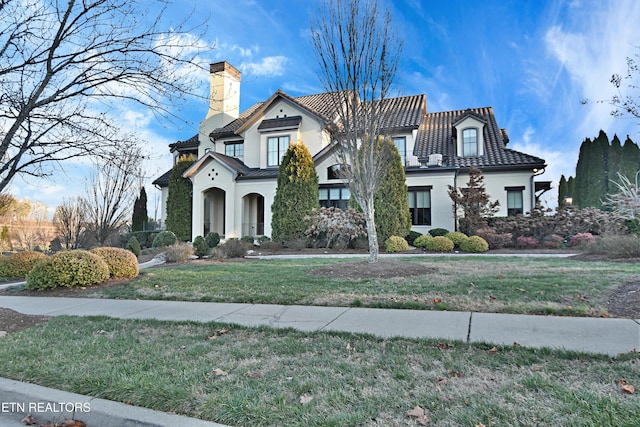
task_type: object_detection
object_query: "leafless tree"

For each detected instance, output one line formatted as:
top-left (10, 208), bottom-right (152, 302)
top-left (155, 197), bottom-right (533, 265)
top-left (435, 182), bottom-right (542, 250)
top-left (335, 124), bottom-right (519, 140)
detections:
top-left (310, 0), bottom-right (403, 262)
top-left (83, 145), bottom-right (144, 246)
top-left (53, 197), bottom-right (86, 249)
top-left (0, 0), bottom-right (206, 193)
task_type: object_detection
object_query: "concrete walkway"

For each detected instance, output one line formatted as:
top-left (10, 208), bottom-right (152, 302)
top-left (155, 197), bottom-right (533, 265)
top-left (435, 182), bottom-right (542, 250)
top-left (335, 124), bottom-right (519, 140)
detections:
top-left (0, 297), bottom-right (638, 426)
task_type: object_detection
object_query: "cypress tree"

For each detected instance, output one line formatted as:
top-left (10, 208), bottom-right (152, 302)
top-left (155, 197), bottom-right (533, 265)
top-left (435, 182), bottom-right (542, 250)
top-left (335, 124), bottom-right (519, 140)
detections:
top-left (558, 175), bottom-right (568, 208)
top-left (619, 135), bottom-right (640, 184)
top-left (608, 135), bottom-right (623, 194)
top-left (166, 154), bottom-right (194, 241)
top-left (131, 186), bottom-right (148, 232)
top-left (374, 138), bottom-right (411, 242)
top-left (573, 137), bottom-right (591, 208)
top-left (567, 176), bottom-right (575, 201)
top-left (271, 142), bottom-right (319, 244)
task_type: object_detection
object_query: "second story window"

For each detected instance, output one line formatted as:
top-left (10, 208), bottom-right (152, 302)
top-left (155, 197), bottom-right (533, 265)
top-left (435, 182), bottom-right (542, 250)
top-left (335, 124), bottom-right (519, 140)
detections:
top-left (267, 135), bottom-right (290, 167)
top-left (393, 136), bottom-right (406, 166)
top-left (225, 142), bottom-right (244, 160)
top-left (463, 128), bottom-right (478, 156)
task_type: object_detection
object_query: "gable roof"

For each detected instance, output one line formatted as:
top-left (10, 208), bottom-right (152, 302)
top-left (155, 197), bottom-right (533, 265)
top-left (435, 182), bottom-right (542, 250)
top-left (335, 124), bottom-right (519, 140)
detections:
top-left (414, 107), bottom-right (545, 170)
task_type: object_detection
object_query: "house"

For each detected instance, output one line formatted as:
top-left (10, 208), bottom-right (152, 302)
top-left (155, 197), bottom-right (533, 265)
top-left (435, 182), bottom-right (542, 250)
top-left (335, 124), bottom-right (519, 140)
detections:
top-left (153, 61), bottom-right (549, 241)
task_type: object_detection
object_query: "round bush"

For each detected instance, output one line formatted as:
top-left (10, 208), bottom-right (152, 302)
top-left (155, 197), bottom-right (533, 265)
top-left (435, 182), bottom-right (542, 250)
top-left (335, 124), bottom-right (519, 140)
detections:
top-left (460, 236), bottom-right (489, 253)
top-left (152, 230), bottom-right (177, 248)
top-left (193, 235), bottom-right (209, 258)
top-left (385, 235), bottom-right (409, 253)
top-left (444, 231), bottom-right (468, 247)
top-left (126, 236), bottom-right (141, 257)
top-left (429, 228), bottom-right (449, 237)
top-left (90, 247), bottom-right (139, 278)
top-left (569, 232), bottom-right (595, 247)
top-left (205, 232), bottom-right (220, 248)
top-left (425, 236), bottom-right (455, 252)
top-left (413, 234), bottom-right (433, 248)
top-left (164, 242), bottom-right (193, 263)
top-left (405, 230), bottom-right (422, 246)
top-left (0, 251), bottom-right (48, 278)
top-left (26, 250), bottom-right (109, 290)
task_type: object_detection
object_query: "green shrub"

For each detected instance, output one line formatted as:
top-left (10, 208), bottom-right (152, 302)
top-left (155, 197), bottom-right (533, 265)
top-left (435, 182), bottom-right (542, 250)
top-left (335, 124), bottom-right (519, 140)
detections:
top-left (205, 232), bottom-right (221, 248)
top-left (384, 236), bottom-right (409, 253)
top-left (152, 230), bottom-right (177, 248)
top-left (126, 236), bottom-right (141, 257)
top-left (405, 230), bottom-right (421, 246)
top-left (445, 231), bottom-right (468, 247)
top-left (429, 228), bottom-right (449, 237)
top-left (241, 235), bottom-right (255, 244)
top-left (413, 235), bottom-right (433, 248)
top-left (90, 247), bottom-right (139, 278)
top-left (425, 236), bottom-right (454, 252)
top-left (163, 242), bottom-right (193, 263)
top-left (0, 251), bottom-right (49, 278)
top-left (192, 236), bottom-right (209, 258)
top-left (216, 238), bottom-right (247, 259)
top-left (460, 235), bottom-right (489, 253)
top-left (131, 231), bottom-right (157, 249)
top-left (26, 250), bottom-right (109, 290)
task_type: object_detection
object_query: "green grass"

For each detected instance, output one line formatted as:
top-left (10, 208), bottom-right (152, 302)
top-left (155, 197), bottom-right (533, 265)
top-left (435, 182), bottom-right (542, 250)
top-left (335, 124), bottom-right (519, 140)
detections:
top-left (0, 316), bottom-right (637, 426)
top-left (79, 256), bottom-right (640, 317)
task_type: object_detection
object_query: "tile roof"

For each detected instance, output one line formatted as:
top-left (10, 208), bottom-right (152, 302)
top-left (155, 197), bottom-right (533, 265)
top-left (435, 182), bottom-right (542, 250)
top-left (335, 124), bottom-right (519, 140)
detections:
top-left (414, 107), bottom-right (545, 169)
top-left (374, 94), bottom-right (425, 131)
top-left (169, 134), bottom-right (199, 152)
top-left (209, 102), bottom-right (265, 139)
top-left (152, 168), bottom-right (172, 187)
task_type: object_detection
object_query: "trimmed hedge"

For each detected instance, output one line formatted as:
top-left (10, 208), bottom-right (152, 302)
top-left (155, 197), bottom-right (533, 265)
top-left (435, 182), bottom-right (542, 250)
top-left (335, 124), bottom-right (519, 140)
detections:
top-left (460, 236), bottom-right (489, 253)
top-left (193, 236), bottom-right (209, 258)
top-left (413, 235), bottom-right (433, 248)
top-left (384, 235), bottom-right (409, 253)
top-left (26, 250), bottom-right (109, 290)
top-left (425, 236), bottom-right (455, 252)
top-left (152, 230), bottom-right (177, 248)
top-left (0, 251), bottom-right (48, 278)
top-left (90, 247), bottom-right (139, 278)
top-left (126, 236), bottom-right (141, 257)
top-left (429, 228), bottom-right (449, 237)
top-left (444, 231), bottom-right (468, 247)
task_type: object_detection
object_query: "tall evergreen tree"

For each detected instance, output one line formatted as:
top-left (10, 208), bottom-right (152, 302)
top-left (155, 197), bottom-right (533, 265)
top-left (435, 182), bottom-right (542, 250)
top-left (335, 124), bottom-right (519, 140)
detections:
top-left (567, 176), bottom-right (575, 201)
top-left (608, 134), bottom-right (623, 193)
top-left (131, 186), bottom-right (148, 232)
top-left (619, 135), bottom-right (640, 184)
top-left (374, 139), bottom-right (411, 243)
top-left (574, 132), bottom-right (608, 208)
top-left (271, 142), bottom-right (319, 244)
top-left (166, 155), bottom-right (194, 241)
top-left (558, 175), bottom-right (568, 208)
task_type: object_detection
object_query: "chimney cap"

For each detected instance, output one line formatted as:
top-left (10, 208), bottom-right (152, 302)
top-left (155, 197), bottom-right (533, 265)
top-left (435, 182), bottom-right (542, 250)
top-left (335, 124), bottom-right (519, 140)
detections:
top-left (210, 62), bottom-right (241, 80)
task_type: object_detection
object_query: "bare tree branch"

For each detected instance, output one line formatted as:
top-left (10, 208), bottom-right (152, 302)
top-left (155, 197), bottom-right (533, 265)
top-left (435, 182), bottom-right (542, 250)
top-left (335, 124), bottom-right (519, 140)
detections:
top-left (0, 0), bottom-right (208, 192)
top-left (310, 0), bottom-right (403, 262)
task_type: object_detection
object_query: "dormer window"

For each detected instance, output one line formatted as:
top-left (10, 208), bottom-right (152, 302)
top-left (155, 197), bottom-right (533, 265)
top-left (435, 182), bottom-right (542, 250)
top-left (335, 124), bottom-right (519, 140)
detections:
top-left (462, 128), bottom-right (478, 156)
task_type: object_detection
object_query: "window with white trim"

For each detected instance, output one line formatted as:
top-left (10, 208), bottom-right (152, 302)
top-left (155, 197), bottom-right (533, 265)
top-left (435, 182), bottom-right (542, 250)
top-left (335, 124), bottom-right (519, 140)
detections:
top-left (463, 128), bottom-right (478, 156)
top-left (267, 135), bottom-right (290, 167)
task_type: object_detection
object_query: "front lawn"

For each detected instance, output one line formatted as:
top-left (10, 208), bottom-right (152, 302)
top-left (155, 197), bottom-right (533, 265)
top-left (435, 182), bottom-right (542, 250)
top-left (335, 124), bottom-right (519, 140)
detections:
top-left (73, 256), bottom-right (640, 317)
top-left (0, 316), bottom-right (637, 426)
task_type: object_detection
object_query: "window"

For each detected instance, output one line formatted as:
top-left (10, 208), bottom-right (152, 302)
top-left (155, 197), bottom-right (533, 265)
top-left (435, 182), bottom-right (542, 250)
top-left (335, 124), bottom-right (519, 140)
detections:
top-left (267, 135), bottom-right (290, 166)
top-left (319, 187), bottom-right (351, 210)
top-left (393, 136), bottom-right (406, 166)
top-left (225, 142), bottom-right (244, 160)
top-left (462, 128), bottom-right (478, 156)
top-left (408, 188), bottom-right (431, 225)
top-left (327, 164), bottom-right (344, 180)
top-left (506, 187), bottom-right (524, 216)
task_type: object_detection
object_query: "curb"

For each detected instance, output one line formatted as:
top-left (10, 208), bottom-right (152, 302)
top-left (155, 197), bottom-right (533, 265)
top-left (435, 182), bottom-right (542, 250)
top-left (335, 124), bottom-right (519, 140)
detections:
top-left (0, 377), bottom-right (229, 427)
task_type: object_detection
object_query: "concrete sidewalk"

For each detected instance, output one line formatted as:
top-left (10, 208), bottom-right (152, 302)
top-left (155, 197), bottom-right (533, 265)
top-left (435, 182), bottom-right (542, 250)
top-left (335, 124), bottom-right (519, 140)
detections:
top-left (1, 296), bottom-right (638, 356)
top-left (0, 296), bottom-right (638, 426)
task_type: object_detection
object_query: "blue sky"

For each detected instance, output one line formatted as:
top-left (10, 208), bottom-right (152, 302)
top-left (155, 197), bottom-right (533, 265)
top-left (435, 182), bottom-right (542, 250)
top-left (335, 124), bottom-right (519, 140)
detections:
top-left (11, 0), bottom-right (640, 215)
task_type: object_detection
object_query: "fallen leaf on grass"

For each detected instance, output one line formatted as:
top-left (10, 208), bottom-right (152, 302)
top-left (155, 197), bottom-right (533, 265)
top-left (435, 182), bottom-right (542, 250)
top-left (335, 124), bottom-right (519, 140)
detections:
top-left (207, 329), bottom-right (230, 340)
top-left (449, 370), bottom-right (465, 378)
top-left (622, 384), bottom-right (635, 394)
top-left (300, 394), bottom-right (313, 405)
top-left (212, 368), bottom-right (228, 376)
top-left (95, 330), bottom-right (107, 334)
top-left (475, 424), bottom-right (486, 427)
top-left (407, 406), bottom-right (429, 425)
top-left (246, 371), bottom-right (262, 379)
top-left (516, 288), bottom-right (527, 293)
top-left (437, 342), bottom-right (451, 350)
top-left (488, 347), bottom-right (498, 355)
top-left (489, 295), bottom-right (497, 300)
top-left (433, 297), bottom-right (442, 304)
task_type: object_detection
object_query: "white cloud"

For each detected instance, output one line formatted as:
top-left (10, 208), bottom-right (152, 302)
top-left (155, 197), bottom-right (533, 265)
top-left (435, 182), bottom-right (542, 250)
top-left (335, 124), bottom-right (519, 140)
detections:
top-left (241, 56), bottom-right (288, 77)
top-left (510, 126), bottom-right (572, 210)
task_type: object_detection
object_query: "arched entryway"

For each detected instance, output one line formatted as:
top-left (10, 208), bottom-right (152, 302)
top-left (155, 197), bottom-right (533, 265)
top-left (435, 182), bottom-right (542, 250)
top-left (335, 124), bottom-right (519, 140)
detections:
top-left (203, 188), bottom-right (225, 236)
top-left (242, 193), bottom-right (264, 237)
